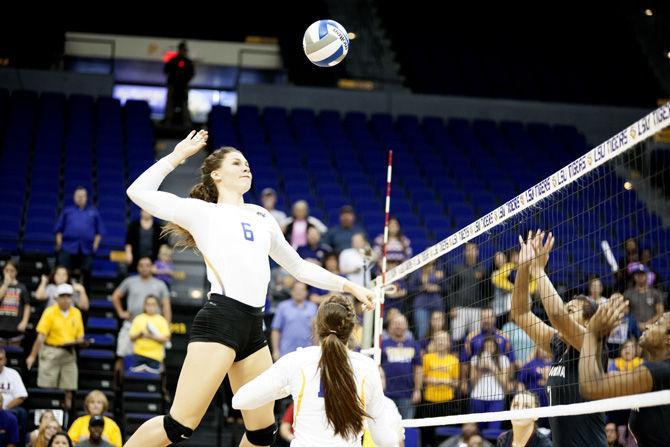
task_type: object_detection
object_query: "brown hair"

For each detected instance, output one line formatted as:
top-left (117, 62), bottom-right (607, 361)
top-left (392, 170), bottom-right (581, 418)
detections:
top-left (162, 147), bottom-right (241, 250)
top-left (315, 295), bottom-right (369, 439)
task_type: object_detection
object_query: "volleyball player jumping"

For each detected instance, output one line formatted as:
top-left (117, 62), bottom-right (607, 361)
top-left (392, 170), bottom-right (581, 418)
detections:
top-left (511, 231), bottom-right (607, 447)
top-left (579, 298), bottom-right (670, 446)
top-left (124, 130), bottom-right (375, 447)
top-left (232, 294), bottom-right (404, 446)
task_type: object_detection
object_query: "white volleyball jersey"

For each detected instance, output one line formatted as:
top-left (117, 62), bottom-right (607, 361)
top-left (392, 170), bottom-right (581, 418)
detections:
top-left (127, 158), bottom-right (347, 307)
top-left (232, 346), bottom-right (403, 447)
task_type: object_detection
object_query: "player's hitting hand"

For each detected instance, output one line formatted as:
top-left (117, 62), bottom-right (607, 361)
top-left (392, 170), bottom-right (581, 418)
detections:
top-left (173, 130), bottom-right (209, 159)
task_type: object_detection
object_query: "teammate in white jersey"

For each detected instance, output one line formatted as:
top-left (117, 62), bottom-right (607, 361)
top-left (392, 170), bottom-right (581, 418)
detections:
top-left (233, 294), bottom-right (404, 447)
top-left (124, 131), bottom-right (375, 447)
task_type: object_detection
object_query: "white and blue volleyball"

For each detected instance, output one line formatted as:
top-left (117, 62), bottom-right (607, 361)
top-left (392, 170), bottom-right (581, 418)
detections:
top-left (303, 20), bottom-right (349, 67)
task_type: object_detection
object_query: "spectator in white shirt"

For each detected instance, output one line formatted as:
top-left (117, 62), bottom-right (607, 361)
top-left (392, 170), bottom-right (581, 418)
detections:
top-left (0, 348), bottom-right (28, 442)
top-left (339, 233), bottom-right (376, 287)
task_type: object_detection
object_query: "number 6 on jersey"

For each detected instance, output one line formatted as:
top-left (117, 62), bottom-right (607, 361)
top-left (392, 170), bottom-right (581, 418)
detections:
top-left (241, 222), bottom-right (254, 241)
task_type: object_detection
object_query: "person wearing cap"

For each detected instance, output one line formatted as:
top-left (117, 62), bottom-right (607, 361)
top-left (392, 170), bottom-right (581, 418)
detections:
top-left (71, 415), bottom-right (114, 447)
top-left (26, 283), bottom-right (85, 409)
top-left (323, 205), bottom-right (367, 253)
top-left (623, 263), bottom-right (666, 330)
top-left (260, 188), bottom-right (287, 226)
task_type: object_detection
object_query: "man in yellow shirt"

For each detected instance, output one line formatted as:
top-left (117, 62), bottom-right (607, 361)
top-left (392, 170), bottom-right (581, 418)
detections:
top-left (129, 295), bottom-right (170, 374)
top-left (26, 284), bottom-right (85, 409)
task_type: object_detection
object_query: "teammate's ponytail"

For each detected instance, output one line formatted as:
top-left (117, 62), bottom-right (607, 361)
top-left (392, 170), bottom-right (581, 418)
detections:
top-left (316, 295), bottom-right (369, 439)
top-left (162, 147), bottom-right (240, 250)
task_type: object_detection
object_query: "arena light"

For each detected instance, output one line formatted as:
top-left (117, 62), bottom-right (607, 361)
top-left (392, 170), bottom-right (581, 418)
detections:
top-left (644, 8), bottom-right (653, 16)
top-left (190, 289), bottom-right (203, 300)
top-left (666, 51), bottom-right (670, 59)
top-left (348, 32), bottom-right (357, 40)
top-left (624, 181), bottom-right (633, 190)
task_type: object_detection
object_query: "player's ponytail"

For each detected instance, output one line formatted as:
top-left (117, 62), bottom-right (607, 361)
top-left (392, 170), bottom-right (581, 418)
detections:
top-left (316, 295), bottom-right (369, 439)
top-left (162, 147), bottom-right (240, 250)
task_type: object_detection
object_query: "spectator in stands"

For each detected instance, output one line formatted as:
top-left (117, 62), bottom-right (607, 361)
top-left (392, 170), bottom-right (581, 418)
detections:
top-left (516, 346), bottom-right (552, 408)
top-left (439, 423), bottom-right (492, 447)
top-left (271, 282), bottom-right (318, 361)
top-left (33, 419), bottom-right (61, 447)
top-left (71, 416), bottom-right (113, 447)
top-left (29, 411), bottom-right (56, 447)
top-left (163, 41), bottom-right (194, 127)
top-left (0, 393), bottom-right (19, 447)
top-left (323, 205), bottom-right (366, 253)
top-left (27, 282), bottom-right (86, 408)
top-left (588, 277), bottom-right (606, 303)
top-left (607, 339), bottom-right (643, 372)
top-left (35, 266), bottom-right (89, 311)
top-left (495, 391), bottom-right (552, 447)
top-left (640, 247), bottom-right (660, 287)
top-left (469, 335), bottom-right (511, 430)
top-left (605, 422), bottom-right (624, 447)
top-left (339, 233), bottom-right (376, 287)
top-left (615, 237), bottom-right (639, 291)
top-left (124, 209), bottom-right (163, 273)
top-left (112, 257), bottom-right (171, 370)
top-left (491, 249), bottom-right (533, 329)
top-left (422, 310), bottom-right (447, 353)
top-left (462, 308), bottom-right (515, 366)
top-left (283, 200), bottom-right (327, 249)
top-left (278, 403), bottom-right (295, 444)
top-left (372, 216), bottom-right (413, 264)
top-left (0, 348), bottom-right (27, 441)
top-left (501, 320), bottom-right (535, 367)
top-left (383, 260), bottom-right (410, 314)
top-left (46, 432), bottom-right (72, 447)
top-left (0, 261), bottom-right (31, 346)
top-left (68, 390), bottom-right (122, 447)
top-left (54, 186), bottom-right (104, 285)
top-left (450, 242), bottom-right (487, 342)
top-left (382, 308), bottom-right (414, 342)
top-left (260, 188), bottom-right (287, 226)
top-left (129, 295), bottom-right (171, 374)
top-left (296, 226), bottom-right (332, 264)
top-left (269, 267), bottom-right (295, 303)
top-left (308, 253), bottom-right (343, 305)
top-left (412, 261), bottom-right (446, 340)
top-left (420, 331), bottom-right (459, 447)
top-left (623, 264), bottom-right (665, 330)
top-left (151, 245), bottom-right (177, 289)
top-left (381, 313), bottom-right (422, 419)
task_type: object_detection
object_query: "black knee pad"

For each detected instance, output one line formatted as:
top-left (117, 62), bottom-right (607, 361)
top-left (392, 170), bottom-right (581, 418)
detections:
top-left (246, 422), bottom-right (278, 446)
top-left (163, 413), bottom-right (194, 444)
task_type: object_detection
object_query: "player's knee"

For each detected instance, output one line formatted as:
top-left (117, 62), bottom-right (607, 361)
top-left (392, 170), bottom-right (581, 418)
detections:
top-left (163, 413), bottom-right (194, 444)
top-left (246, 422), bottom-right (278, 446)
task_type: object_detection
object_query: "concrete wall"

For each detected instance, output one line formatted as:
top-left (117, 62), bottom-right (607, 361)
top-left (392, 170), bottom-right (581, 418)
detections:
top-left (0, 68), bottom-right (114, 97)
top-left (238, 84), bottom-right (650, 145)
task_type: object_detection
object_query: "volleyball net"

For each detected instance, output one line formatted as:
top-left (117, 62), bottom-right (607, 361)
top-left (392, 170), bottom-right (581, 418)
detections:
top-left (369, 103), bottom-right (670, 438)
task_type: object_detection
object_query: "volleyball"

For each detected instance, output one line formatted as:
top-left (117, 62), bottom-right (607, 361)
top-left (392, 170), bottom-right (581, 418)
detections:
top-left (303, 19), bottom-right (349, 67)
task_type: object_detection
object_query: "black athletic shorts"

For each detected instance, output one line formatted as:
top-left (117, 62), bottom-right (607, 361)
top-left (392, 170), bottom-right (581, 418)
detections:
top-left (189, 293), bottom-right (268, 361)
